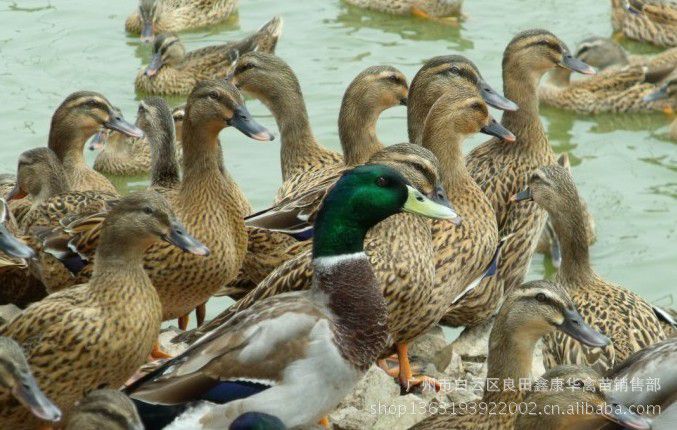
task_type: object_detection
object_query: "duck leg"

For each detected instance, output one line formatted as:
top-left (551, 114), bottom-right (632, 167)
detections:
top-left (391, 343), bottom-right (441, 393)
top-left (177, 314), bottom-right (189, 331)
top-left (150, 342), bottom-right (172, 360)
top-left (196, 302), bottom-right (207, 327)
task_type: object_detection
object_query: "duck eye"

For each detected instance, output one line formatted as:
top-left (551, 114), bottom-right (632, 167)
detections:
top-left (530, 173), bottom-right (541, 183)
top-left (536, 292), bottom-right (546, 302)
top-left (376, 177), bottom-right (389, 187)
top-left (143, 207), bottom-right (153, 215)
top-left (208, 92), bottom-right (220, 100)
top-left (387, 74), bottom-right (400, 83)
top-left (572, 379), bottom-right (585, 388)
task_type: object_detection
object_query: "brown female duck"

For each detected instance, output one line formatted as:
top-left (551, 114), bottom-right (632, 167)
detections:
top-left (47, 91), bottom-right (144, 195)
top-left (126, 0), bottom-right (239, 42)
top-left (343, 0), bottom-right (463, 21)
top-left (65, 389), bottom-right (143, 430)
top-left (575, 36), bottom-right (677, 75)
top-left (43, 81), bottom-right (272, 328)
top-left (512, 164), bottom-right (666, 373)
top-left (612, 0), bottom-right (677, 47)
top-left (465, 30), bottom-right (595, 304)
top-left (92, 102), bottom-right (184, 177)
top-left (410, 280), bottom-right (609, 429)
top-left (135, 17), bottom-right (282, 96)
top-left (517, 365), bottom-right (652, 430)
top-left (0, 191), bottom-right (207, 430)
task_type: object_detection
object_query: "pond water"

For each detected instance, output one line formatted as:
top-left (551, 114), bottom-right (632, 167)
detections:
top-left (0, 0), bottom-right (674, 323)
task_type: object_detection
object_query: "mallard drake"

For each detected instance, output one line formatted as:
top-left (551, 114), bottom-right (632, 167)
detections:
top-left (65, 389), bottom-right (143, 430)
top-left (0, 191), bottom-right (208, 429)
top-left (645, 75), bottom-right (677, 140)
top-left (0, 336), bottom-right (61, 424)
top-left (410, 279), bottom-right (609, 429)
top-left (92, 101), bottom-right (184, 177)
top-left (512, 164), bottom-right (666, 373)
top-left (343, 0), bottom-right (463, 21)
top-left (126, 0), bottom-right (239, 42)
top-left (47, 91), bottom-right (144, 195)
top-left (42, 81), bottom-right (272, 329)
top-left (126, 163), bottom-right (457, 428)
top-left (174, 144), bottom-right (457, 391)
top-left (405, 55), bottom-right (516, 332)
top-left (135, 17), bottom-right (283, 96)
top-left (225, 59), bottom-right (409, 296)
top-left (535, 153), bottom-right (597, 268)
top-left (612, 0), bottom-right (677, 47)
top-left (517, 365), bottom-right (652, 430)
top-left (465, 29), bottom-right (595, 305)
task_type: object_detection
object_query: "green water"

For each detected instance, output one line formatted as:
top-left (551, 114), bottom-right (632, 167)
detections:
top-left (0, 0), bottom-right (674, 320)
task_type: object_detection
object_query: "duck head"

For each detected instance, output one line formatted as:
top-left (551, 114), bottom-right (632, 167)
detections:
top-left (185, 80), bottom-right (273, 141)
top-left (66, 389), bottom-right (143, 430)
top-left (6, 147), bottom-right (68, 204)
top-left (144, 33), bottom-right (185, 77)
top-left (511, 165), bottom-right (580, 214)
top-left (575, 36), bottom-right (629, 71)
top-left (0, 336), bottom-right (61, 422)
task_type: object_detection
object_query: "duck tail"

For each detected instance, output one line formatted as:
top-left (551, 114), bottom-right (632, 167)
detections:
top-left (251, 16), bottom-right (284, 54)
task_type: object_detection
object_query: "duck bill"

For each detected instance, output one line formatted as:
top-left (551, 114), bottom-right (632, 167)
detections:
top-left (11, 371), bottom-right (62, 422)
top-left (0, 223), bottom-right (36, 259)
top-left (163, 222), bottom-right (210, 256)
top-left (558, 307), bottom-right (610, 347)
top-left (140, 19), bottom-right (154, 43)
top-left (229, 105), bottom-right (274, 141)
top-left (602, 398), bottom-right (652, 430)
top-left (104, 115), bottom-right (144, 139)
top-left (481, 118), bottom-right (516, 142)
top-left (643, 85), bottom-right (668, 102)
top-left (403, 185), bottom-right (461, 224)
top-left (479, 79), bottom-right (518, 111)
top-left (6, 183), bottom-right (27, 201)
top-left (89, 130), bottom-right (107, 151)
top-left (144, 53), bottom-right (163, 77)
top-left (510, 188), bottom-right (532, 202)
top-left (559, 53), bottom-right (596, 75)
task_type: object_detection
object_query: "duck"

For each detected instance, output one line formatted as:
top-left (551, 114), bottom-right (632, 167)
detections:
top-left (539, 60), bottom-right (675, 114)
top-left (512, 164), bottom-right (666, 373)
top-left (516, 365), bottom-right (652, 430)
top-left (644, 75), bottom-right (677, 140)
top-left (0, 191), bottom-right (208, 429)
top-left (465, 29), bottom-right (595, 309)
top-left (343, 0), bottom-right (463, 22)
top-left (612, 0), bottom-right (677, 47)
top-left (47, 91), bottom-right (144, 195)
top-left (126, 0), bottom-right (239, 42)
top-left (65, 389), bottom-right (143, 430)
top-left (134, 16), bottom-right (283, 96)
top-left (41, 80), bottom-right (273, 330)
top-left (92, 101), bottom-right (184, 177)
top-left (175, 143), bottom-right (458, 392)
top-left (405, 55), bottom-right (516, 333)
top-left (575, 35), bottom-right (677, 76)
top-left (0, 336), bottom-right (61, 424)
top-left (225, 60), bottom-right (410, 295)
top-left (535, 153), bottom-right (597, 268)
top-left (409, 279), bottom-right (610, 429)
top-left (125, 163), bottom-right (457, 428)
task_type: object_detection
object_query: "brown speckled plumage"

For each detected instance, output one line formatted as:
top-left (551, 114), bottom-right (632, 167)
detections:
top-left (64, 389), bottom-right (143, 430)
top-left (134, 17), bottom-right (282, 96)
top-left (611, 0), bottom-right (677, 47)
top-left (126, 0), bottom-right (239, 36)
top-left (0, 192), bottom-right (175, 429)
top-left (464, 30), bottom-right (571, 320)
top-left (412, 280), bottom-right (582, 429)
top-left (525, 165), bottom-right (666, 373)
top-left (344, 0), bottom-right (462, 18)
top-left (176, 144), bottom-right (444, 348)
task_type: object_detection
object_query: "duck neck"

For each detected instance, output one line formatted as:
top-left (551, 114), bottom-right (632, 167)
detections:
top-left (264, 84), bottom-right (320, 180)
top-left (180, 118), bottom-right (224, 188)
top-left (550, 200), bottom-right (594, 287)
top-left (48, 122), bottom-right (89, 170)
top-left (500, 59), bottom-right (548, 151)
top-left (339, 94), bottom-right (383, 166)
top-left (420, 112), bottom-right (470, 194)
top-left (150, 125), bottom-right (179, 188)
top-left (312, 211), bottom-right (367, 259)
top-left (484, 310), bottom-right (544, 403)
top-left (32, 171), bottom-right (69, 206)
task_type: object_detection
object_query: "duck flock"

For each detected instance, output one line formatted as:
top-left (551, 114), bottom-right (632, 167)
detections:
top-left (0, 0), bottom-right (675, 429)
